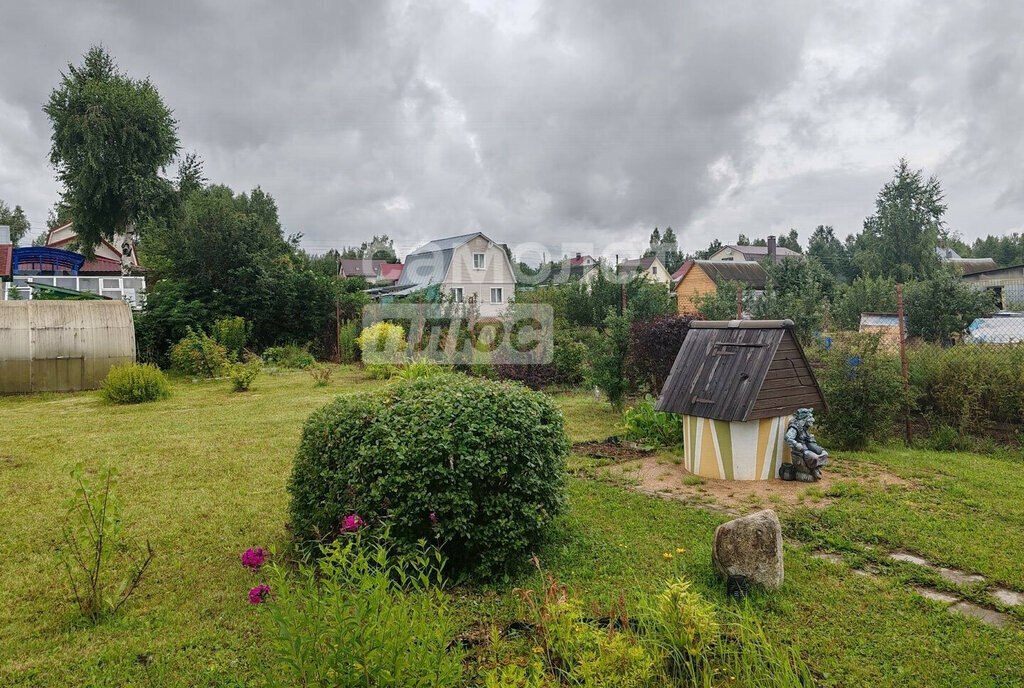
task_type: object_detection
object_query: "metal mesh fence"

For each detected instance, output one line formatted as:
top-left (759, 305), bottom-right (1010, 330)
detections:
top-left (880, 280), bottom-right (1024, 444)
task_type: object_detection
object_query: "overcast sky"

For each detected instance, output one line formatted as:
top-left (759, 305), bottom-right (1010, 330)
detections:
top-left (1, 0), bottom-right (1023, 262)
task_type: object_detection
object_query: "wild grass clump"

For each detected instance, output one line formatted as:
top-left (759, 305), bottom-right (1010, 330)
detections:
top-left (261, 533), bottom-right (462, 687)
top-left (101, 363), bottom-right (170, 404)
top-left (390, 357), bottom-right (451, 381)
top-left (309, 364), bottom-right (333, 387)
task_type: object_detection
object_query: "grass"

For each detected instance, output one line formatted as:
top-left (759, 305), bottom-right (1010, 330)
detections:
top-left (1, 369), bottom-right (1022, 686)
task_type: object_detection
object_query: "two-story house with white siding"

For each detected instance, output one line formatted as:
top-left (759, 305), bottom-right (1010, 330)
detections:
top-left (392, 233), bottom-right (517, 318)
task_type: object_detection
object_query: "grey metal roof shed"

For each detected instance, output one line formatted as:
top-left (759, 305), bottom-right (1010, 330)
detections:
top-left (655, 320), bottom-right (825, 422)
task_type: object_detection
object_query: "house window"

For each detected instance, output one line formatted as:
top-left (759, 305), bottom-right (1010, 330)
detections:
top-left (473, 253), bottom-right (486, 269)
top-left (652, 265), bottom-right (658, 275)
top-left (451, 287), bottom-right (464, 303)
top-left (490, 287), bottom-right (503, 303)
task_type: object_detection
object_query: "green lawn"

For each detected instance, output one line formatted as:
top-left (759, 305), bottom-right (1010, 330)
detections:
top-left (1, 369), bottom-right (1022, 686)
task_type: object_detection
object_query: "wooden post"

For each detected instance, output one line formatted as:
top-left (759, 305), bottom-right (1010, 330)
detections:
top-left (735, 286), bottom-right (743, 320)
top-left (335, 298), bottom-right (341, 363)
top-left (896, 283), bottom-right (911, 443)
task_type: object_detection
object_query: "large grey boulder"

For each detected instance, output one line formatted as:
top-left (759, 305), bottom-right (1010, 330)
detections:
top-left (712, 509), bottom-right (784, 590)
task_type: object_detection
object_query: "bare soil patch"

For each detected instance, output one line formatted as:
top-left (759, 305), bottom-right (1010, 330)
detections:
top-left (572, 440), bottom-right (654, 462)
top-left (593, 452), bottom-right (914, 512)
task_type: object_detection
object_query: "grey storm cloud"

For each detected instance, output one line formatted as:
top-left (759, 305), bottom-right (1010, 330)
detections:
top-left (0, 0), bottom-right (1022, 262)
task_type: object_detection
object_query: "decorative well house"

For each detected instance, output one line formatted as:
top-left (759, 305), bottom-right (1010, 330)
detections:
top-left (655, 320), bottom-right (825, 481)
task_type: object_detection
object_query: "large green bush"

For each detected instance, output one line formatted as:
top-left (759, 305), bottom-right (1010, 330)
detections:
top-left (623, 395), bottom-right (686, 448)
top-left (169, 327), bottom-right (228, 378)
top-left (210, 316), bottom-right (248, 361)
top-left (101, 363), bottom-right (170, 404)
top-left (262, 344), bottom-right (316, 369)
top-left (288, 374), bottom-right (569, 578)
top-left (817, 333), bottom-right (905, 450)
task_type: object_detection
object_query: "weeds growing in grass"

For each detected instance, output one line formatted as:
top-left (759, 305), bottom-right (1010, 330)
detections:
top-left (261, 533), bottom-right (462, 687)
top-left (56, 465), bottom-right (154, 623)
top-left (390, 357), bottom-right (452, 381)
top-left (229, 356), bottom-right (262, 392)
top-left (510, 558), bottom-right (812, 687)
top-left (309, 364), bottom-right (333, 387)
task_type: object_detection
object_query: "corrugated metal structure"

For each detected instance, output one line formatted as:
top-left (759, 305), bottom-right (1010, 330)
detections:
top-left (0, 300), bottom-right (135, 394)
top-left (655, 320), bottom-right (825, 481)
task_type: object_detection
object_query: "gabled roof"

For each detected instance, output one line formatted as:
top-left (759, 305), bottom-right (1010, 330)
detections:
top-left (396, 232), bottom-right (487, 290)
top-left (569, 254), bottom-right (595, 267)
top-left (859, 313), bottom-right (900, 328)
top-left (675, 260), bottom-right (768, 289)
top-left (948, 258), bottom-right (1000, 275)
top-left (618, 256), bottom-right (658, 271)
top-left (715, 245), bottom-right (800, 261)
top-left (339, 258), bottom-right (385, 278)
top-left (539, 262), bottom-right (600, 285)
top-left (377, 263), bottom-right (403, 281)
top-left (45, 222), bottom-right (141, 268)
top-left (80, 256), bottom-right (129, 275)
top-left (655, 320), bottom-right (825, 422)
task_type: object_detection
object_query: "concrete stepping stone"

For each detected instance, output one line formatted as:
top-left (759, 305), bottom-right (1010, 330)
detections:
top-left (937, 567), bottom-right (985, 586)
top-left (811, 552), bottom-right (843, 564)
top-left (948, 601), bottom-right (1010, 629)
top-left (912, 586), bottom-right (959, 604)
top-left (888, 552), bottom-right (931, 566)
top-left (991, 588), bottom-right (1024, 607)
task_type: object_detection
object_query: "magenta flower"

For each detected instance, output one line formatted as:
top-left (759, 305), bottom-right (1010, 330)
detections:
top-left (429, 512), bottom-right (437, 523)
top-left (341, 514), bottom-right (365, 533)
top-left (249, 584), bottom-right (271, 605)
top-left (241, 547), bottom-right (266, 571)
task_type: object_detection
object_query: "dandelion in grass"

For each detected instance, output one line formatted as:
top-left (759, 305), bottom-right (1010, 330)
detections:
top-left (241, 547), bottom-right (266, 571)
top-left (662, 552), bottom-right (673, 559)
top-left (341, 514), bottom-right (365, 532)
top-left (249, 584), bottom-right (271, 605)
top-left (532, 646), bottom-right (544, 654)
top-left (676, 548), bottom-right (686, 554)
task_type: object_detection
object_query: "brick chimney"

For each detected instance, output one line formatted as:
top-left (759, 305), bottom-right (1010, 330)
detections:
top-left (767, 235), bottom-right (778, 264)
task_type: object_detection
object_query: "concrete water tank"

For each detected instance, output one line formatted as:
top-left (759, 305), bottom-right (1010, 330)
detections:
top-left (0, 300), bottom-right (136, 394)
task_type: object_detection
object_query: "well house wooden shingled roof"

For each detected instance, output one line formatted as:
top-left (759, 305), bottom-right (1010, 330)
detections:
top-left (655, 320), bottom-right (825, 422)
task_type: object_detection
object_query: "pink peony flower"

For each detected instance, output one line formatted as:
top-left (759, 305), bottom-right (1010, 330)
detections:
top-left (341, 514), bottom-right (365, 533)
top-left (249, 584), bottom-right (271, 605)
top-left (241, 547), bottom-right (266, 571)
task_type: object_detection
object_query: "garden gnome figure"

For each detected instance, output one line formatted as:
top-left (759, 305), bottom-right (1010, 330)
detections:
top-left (781, 408), bottom-right (828, 482)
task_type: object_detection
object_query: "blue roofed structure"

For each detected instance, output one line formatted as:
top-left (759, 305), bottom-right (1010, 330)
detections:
top-left (384, 232), bottom-right (517, 317)
top-left (394, 233), bottom-right (484, 294)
